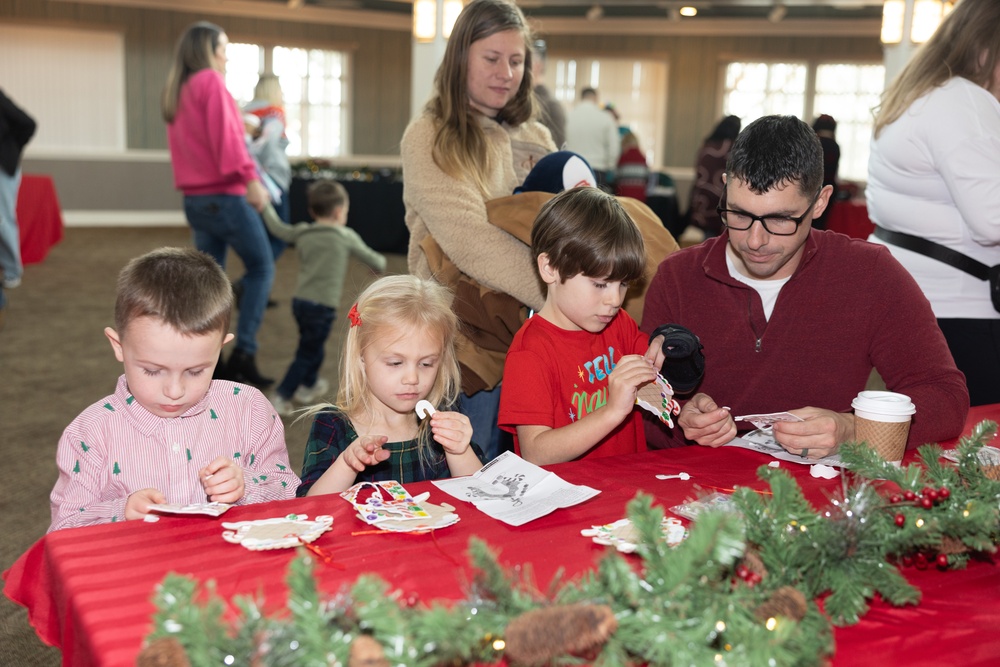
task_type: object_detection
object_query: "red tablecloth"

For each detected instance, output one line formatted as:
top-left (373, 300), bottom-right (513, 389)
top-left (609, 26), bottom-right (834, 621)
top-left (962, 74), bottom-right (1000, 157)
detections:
top-left (17, 174), bottom-right (64, 264)
top-left (826, 199), bottom-right (875, 241)
top-left (5, 405), bottom-right (999, 667)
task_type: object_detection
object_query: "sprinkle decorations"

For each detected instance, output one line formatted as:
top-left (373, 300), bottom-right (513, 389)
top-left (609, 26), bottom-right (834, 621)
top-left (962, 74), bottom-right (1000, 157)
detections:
top-left (342, 482), bottom-right (459, 532)
top-left (342, 481), bottom-right (431, 523)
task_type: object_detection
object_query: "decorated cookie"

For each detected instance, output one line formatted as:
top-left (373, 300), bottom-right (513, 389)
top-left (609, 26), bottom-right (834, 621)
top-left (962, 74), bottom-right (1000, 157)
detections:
top-left (636, 374), bottom-right (681, 428)
top-left (581, 517), bottom-right (687, 553)
top-left (222, 514), bottom-right (334, 550)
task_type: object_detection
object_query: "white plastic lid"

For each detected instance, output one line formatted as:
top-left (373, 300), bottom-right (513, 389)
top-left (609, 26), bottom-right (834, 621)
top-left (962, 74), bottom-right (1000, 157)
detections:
top-left (851, 390), bottom-right (916, 417)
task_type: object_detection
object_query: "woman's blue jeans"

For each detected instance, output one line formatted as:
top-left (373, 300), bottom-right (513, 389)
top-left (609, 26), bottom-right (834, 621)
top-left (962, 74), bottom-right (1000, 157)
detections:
top-left (183, 194), bottom-right (274, 355)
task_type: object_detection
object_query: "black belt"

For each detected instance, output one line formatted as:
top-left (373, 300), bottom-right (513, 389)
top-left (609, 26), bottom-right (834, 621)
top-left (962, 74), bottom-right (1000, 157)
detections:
top-left (872, 225), bottom-right (989, 281)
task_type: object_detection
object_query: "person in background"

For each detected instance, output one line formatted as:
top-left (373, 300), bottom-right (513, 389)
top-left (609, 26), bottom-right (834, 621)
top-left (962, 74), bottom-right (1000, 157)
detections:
top-left (499, 187), bottom-right (666, 464)
top-left (162, 21), bottom-right (275, 388)
top-left (811, 114), bottom-right (840, 230)
top-left (297, 275), bottom-right (484, 496)
top-left (531, 39), bottom-right (565, 148)
top-left (866, 0), bottom-right (1000, 407)
top-left (246, 74), bottom-right (292, 261)
top-left (643, 115), bottom-right (968, 456)
top-left (565, 87), bottom-right (620, 189)
top-left (686, 115), bottom-right (741, 239)
top-left (0, 88), bottom-right (36, 317)
top-left (261, 180), bottom-right (386, 416)
top-left (49, 247), bottom-right (299, 532)
top-left (400, 0), bottom-right (556, 462)
top-left (615, 130), bottom-right (650, 202)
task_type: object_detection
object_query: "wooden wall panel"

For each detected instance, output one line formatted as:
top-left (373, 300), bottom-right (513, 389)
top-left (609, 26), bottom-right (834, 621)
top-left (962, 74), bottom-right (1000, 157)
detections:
top-left (1, 0), bottom-right (882, 165)
top-left (546, 33), bottom-right (882, 167)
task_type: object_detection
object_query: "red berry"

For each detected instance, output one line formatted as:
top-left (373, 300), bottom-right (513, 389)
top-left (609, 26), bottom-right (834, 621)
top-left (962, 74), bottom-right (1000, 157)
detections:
top-left (889, 494), bottom-right (902, 504)
top-left (925, 489), bottom-right (938, 502)
top-left (895, 514), bottom-right (906, 527)
top-left (736, 565), bottom-right (749, 579)
top-left (915, 553), bottom-right (928, 569)
top-left (902, 555), bottom-right (914, 567)
top-left (936, 554), bottom-right (949, 568)
top-left (920, 497), bottom-right (934, 509)
top-left (938, 487), bottom-right (950, 500)
top-left (903, 490), bottom-right (917, 501)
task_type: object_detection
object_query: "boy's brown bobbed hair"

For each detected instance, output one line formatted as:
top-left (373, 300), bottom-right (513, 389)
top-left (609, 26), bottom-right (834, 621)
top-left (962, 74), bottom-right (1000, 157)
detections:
top-left (531, 187), bottom-right (646, 284)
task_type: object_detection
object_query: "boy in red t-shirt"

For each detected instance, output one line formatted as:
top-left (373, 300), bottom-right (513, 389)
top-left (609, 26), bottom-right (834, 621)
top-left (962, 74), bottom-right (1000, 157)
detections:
top-left (499, 187), bottom-right (667, 464)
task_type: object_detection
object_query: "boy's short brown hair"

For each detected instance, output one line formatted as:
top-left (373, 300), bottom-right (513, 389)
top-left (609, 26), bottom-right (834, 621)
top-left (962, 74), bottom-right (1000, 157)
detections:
top-left (114, 247), bottom-right (232, 338)
top-left (307, 179), bottom-right (349, 219)
top-left (530, 187), bottom-right (645, 284)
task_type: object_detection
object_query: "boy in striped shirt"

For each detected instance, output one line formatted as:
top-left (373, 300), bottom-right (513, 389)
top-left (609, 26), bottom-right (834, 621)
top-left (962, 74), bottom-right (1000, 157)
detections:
top-left (49, 247), bottom-right (299, 532)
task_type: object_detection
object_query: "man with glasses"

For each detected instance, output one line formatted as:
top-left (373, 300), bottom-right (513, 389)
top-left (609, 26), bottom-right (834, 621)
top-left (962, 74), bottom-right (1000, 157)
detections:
top-left (641, 115), bottom-right (968, 456)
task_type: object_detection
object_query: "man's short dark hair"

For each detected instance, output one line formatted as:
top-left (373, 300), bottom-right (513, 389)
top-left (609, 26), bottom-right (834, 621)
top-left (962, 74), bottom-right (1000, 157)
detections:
top-left (531, 187), bottom-right (645, 284)
top-left (307, 179), bottom-right (349, 219)
top-left (726, 115), bottom-right (824, 197)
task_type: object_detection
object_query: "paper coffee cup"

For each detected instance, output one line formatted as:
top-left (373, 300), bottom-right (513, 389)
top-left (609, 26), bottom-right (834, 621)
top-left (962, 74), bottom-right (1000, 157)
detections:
top-left (851, 391), bottom-right (915, 463)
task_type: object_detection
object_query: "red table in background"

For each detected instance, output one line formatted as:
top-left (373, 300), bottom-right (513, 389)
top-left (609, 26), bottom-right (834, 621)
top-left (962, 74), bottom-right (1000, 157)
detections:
top-left (826, 198), bottom-right (875, 240)
top-left (17, 174), bottom-right (64, 264)
top-left (5, 405), bottom-right (1000, 667)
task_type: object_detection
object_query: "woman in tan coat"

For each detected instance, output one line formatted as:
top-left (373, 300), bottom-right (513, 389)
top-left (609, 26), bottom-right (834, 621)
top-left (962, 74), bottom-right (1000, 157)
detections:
top-left (401, 0), bottom-right (556, 461)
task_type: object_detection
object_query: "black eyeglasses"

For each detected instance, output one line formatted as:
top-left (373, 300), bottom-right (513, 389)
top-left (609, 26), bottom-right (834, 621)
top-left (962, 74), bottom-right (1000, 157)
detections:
top-left (716, 191), bottom-right (820, 236)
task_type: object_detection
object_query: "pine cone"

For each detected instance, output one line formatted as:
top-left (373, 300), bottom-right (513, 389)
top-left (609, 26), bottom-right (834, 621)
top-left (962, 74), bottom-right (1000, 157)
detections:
top-left (504, 603), bottom-right (617, 666)
top-left (983, 465), bottom-right (1000, 481)
top-left (742, 549), bottom-right (768, 578)
top-left (136, 637), bottom-right (191, 667)
top-left (754, 586), bottom-right (808, 623)
top-left (348, 634), bottom-right (390, 667)
top-left (939, 536), bottom-right (970, 556)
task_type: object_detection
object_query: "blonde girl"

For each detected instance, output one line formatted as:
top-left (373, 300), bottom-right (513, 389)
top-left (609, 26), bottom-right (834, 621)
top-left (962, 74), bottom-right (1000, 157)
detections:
top-left (297, 275), bottom-right (484, 495)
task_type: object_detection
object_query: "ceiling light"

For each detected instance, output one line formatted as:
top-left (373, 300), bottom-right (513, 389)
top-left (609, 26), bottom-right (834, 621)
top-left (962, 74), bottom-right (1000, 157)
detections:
top-left (679, 6), bottom-right (697, 18)
top-left (413, 0), bottom-right (436, 42)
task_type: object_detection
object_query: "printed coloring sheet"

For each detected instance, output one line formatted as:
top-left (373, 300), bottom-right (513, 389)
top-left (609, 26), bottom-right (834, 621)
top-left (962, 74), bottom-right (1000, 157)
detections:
top-left (432, 451), bottom-right (600, 526)
top-left (727, 428), bottom-right (845, 467)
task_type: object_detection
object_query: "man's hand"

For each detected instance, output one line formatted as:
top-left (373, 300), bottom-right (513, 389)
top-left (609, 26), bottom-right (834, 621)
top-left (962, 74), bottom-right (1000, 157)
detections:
top-left (678, 393), bottom-right (736, 447)
top-left (772, 407), bottom-right (855, 459)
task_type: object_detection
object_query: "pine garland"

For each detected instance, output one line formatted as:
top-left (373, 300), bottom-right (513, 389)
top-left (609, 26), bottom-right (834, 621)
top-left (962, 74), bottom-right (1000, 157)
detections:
top-left (140, 421), bottom-right (1000, 667)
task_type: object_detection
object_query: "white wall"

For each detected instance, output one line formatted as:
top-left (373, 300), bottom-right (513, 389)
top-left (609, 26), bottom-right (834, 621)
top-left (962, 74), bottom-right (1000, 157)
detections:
top-left (0, 24), bottom-right (126, 153)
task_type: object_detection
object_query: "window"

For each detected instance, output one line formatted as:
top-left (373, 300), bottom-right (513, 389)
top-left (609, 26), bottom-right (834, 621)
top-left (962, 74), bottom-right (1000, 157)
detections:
top-left (723, 62), bottom-right (807, 120)
top-left (722, 61), bottom-right (884, 181)
top-left (552, 56), bottom-right (668, 167)
top-left (813, 64), bottom-right (884, 182)
top-left (226, 42), bottom-right (350, 157)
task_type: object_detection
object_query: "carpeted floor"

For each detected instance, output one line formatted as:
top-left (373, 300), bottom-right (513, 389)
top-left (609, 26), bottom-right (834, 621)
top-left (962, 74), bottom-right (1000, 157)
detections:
top-left (0, 225), bottom-right (405, 665)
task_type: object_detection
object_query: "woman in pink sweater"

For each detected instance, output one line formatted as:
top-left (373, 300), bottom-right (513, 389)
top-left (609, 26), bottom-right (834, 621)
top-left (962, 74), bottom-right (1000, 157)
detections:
top-left (162, 21), bottom-right (273, 387)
